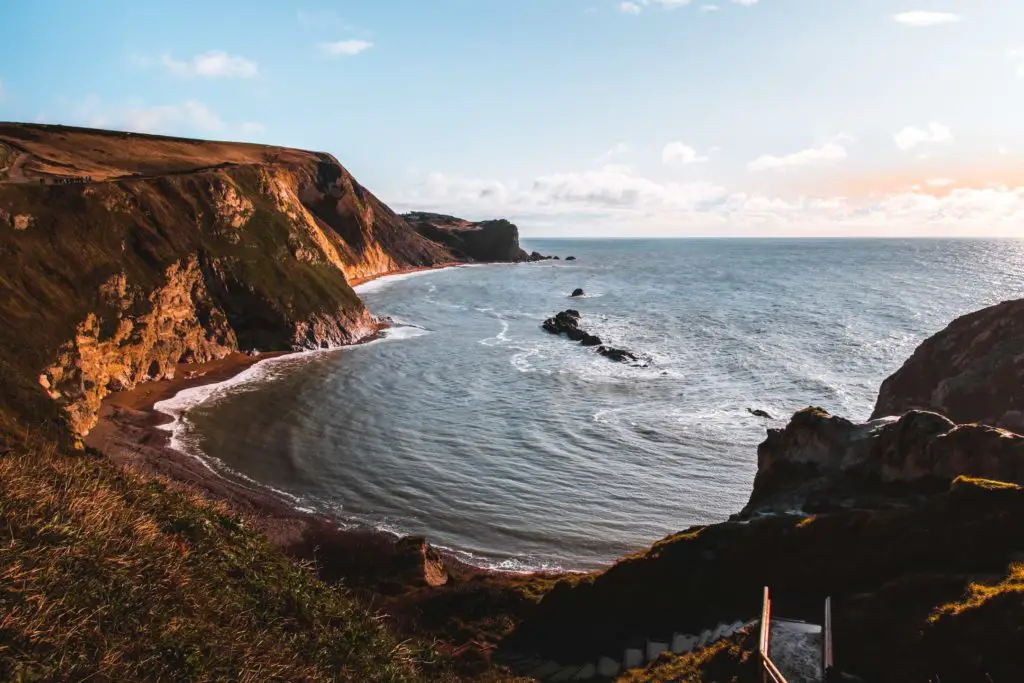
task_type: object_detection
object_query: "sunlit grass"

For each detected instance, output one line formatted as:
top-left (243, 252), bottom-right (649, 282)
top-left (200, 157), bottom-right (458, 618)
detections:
top-left (929, 562), bottom-right (1024, 624)
top-left (0, 440), bottom-right (438, 682)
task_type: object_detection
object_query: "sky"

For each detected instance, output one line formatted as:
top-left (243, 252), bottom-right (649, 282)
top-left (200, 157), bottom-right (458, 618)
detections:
top-left (2, 1), bottom-right (1024, 238)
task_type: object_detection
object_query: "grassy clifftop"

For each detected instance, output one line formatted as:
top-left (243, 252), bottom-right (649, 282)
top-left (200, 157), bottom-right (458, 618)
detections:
top-left (0, 438), bottom-right (448, 682)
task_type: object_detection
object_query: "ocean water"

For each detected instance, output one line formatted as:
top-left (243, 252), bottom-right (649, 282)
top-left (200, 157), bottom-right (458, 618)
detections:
top-left (163, 239), bottom-right (1024, 571)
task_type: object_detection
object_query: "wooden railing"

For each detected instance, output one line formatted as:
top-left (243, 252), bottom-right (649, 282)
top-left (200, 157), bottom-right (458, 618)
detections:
top-left (759, 587), bottom-right (835, 683)
top-left (758, 587), bottom-right (789, 683)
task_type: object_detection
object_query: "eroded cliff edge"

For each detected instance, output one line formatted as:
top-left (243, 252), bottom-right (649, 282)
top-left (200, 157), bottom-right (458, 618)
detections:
top-left (0, 123), bottom-right (528, 437)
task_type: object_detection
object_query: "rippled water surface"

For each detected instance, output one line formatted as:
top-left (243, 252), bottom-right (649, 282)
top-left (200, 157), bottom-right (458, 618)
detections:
top-left (171, 239), bottom-right (1024, 570)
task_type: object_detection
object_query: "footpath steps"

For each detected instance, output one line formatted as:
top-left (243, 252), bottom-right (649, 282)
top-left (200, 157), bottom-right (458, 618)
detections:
top-left (500, 618), bottom-right (753, 681)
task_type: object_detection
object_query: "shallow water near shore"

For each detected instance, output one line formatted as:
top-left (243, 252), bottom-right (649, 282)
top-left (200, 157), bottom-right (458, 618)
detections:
top-left (165, 239), bottom-right (1024, 571)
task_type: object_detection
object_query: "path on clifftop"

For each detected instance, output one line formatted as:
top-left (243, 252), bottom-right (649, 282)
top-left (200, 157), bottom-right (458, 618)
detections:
top-left (0, 150), bottom-right (31, 184)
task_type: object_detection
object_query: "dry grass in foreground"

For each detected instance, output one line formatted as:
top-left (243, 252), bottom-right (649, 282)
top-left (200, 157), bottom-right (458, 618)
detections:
top-left (0, 440), bottom-right (445, 682)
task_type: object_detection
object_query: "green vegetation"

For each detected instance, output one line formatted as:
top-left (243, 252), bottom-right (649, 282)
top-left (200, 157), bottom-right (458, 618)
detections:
top-left (0, 439), bottom-right (444, 682)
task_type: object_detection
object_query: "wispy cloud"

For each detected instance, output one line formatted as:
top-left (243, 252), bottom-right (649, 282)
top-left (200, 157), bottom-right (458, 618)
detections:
top-left (319, 40), bottom-right (374, 56)
top-left (893, 11), bottom-right (961, 27)
top-left (747, 136), bottom-right (851, 171)
top-left (619, 2), bottom-right (642, 14)
top-left (161, 51), bottom-right (258, 78)
top-left (662, 141), bottom-right (709, 166)
top-left (699, 5), bottom-right (720, 13)
top-left (395, 166), bottom-right (1024, 237)
top-left (44, 96), bottom-right (264, 140)
top-left (894, 122), bottom-right (953, 151)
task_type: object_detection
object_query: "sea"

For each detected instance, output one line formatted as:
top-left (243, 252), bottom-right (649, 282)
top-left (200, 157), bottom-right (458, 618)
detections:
top-left (154, 239), bottom-right (1024, 571)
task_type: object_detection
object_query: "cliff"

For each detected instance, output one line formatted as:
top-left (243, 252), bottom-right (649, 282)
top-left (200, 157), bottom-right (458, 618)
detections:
top-left (872, 298), bottom-right (1024, 430)
top-left (745, 407), bottom-right (1024, 514)
top-left (403, 211), bottom-right (530, 262)
top-left (0, 124), bottom-right (526, 438)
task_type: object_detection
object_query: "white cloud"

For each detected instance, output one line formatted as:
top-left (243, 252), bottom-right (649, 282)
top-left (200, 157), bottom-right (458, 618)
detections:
top-left (662, 141), bottom-right (709, 166)
top-left (52, 96), bottom-right (264, 140)
top-left (893, 11), bottom-right (961, 27)
top-left (619, 1), bottom-right (642, 13)
top-left (394, 165), bottom-right (1024, 237)
top-left (894, 122), bottom-right (953, 151)
top-left (730, 0), bottom-right (760, 5)
top-left (699, 5), bottom-right (720, 12)
top-left (926, 178), bottom-right (955, 187)
top-left (747, 137), bottom-right (851, 171)
top-left (121, 100), bottom-right (224, 133)
top-left (161, 51), bottom-right (258, 78)
top-left (319, 40), bottom-right (374, 56)
top-left (400, 166), bottom-right (725, 215)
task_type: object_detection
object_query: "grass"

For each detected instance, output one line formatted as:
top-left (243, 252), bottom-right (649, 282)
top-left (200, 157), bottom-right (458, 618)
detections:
top-left (615, 630), bottom-right (757, 683)
top-left (0, 439), bottom-right (444, 682)
top-left (929, 561), bottom-right (1024, 623)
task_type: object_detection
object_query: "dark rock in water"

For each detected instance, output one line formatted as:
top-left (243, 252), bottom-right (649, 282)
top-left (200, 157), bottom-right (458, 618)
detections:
top-left (570, 288), bottom-right (585, 298)
top-left (542, 309), bottom-right (582, 336)
top-left (597, 346), bottom-right (640, 364)
top-left (553, 256), bottom-right (560, 260)
top-left (565, 256), bottom-right (577, 261)
top-left (748, 408), bottom-right (773, 419)
top-left (542, 309), bottom-right (647, 365)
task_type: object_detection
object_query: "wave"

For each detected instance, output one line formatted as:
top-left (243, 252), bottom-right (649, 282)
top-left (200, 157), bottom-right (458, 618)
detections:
top-left (152, 325), bottom-right (432, 516)
top-left (352, 266), bottom-right (464, 294)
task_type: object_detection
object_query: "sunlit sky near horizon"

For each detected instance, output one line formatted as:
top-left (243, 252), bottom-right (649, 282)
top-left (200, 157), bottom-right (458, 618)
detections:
top-left (2, 1), bottom-right (1024, 237)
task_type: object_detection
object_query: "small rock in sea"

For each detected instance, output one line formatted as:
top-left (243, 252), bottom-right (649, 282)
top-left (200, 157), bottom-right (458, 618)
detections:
top-left (553, 256), bottom-right (560, 260)
top-left (570, 288), bottom-right (585, 298)
top-left (566, 256), bottom-right (577, 261)
top-left (597, 345), bottom-right (641, 364)
top-left (748, 408), bottom-right (774, 419)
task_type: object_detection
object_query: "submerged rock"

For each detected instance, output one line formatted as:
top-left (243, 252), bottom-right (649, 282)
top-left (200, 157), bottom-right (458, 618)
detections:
top-left (565, 256), bottom-right (577, 261)
top-left (570, 288), bottom-right (585, 298)
top-left (597, 346), bottom-right (643, 365)
top-left (748, 408), bottom-right (773, 419)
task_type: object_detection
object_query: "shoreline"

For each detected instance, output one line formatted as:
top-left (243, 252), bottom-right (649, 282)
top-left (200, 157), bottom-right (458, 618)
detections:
top-left (86, 261), bottom-right (546, 589)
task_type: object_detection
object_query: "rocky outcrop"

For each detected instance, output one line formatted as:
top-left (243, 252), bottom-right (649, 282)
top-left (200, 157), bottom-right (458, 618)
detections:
top-left (543, 310), bottom-right (601, 346)
top-left (872, 298), bottom-right (1024, 431)
top-left (403, 211), bottom-right (535, 263)
top-left (570, 288), bottom-right (584, 298)
top-left (542, 310), bottom-right (648, 366)
top-left (0, 124), bottom-right (525, 437)
top-left (745, 406), bottom-right (1024, 514)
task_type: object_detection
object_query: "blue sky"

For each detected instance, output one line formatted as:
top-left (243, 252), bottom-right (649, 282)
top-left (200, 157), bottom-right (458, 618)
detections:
top-left (2, 0), bottom-right (1023, 237)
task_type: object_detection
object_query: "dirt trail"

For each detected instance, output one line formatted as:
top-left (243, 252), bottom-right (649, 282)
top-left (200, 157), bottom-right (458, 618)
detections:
top-left (1, 151), bottom-right (31, 184)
